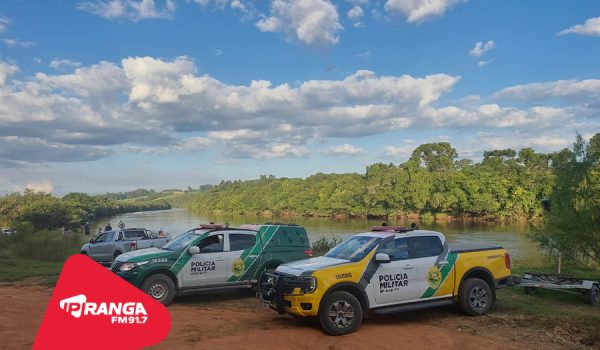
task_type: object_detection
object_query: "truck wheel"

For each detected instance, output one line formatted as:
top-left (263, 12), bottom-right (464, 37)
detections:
top-left (459, 278), bottom-right (493, 316)
top-left (319, 291), bottom-right (362, 336)
top-left (585, 285), bottom-right (599, 305)
top-left (80, 251), bottom-right (87, 255)
top-left (141, 274), bottom-right (175, 306)
top-left (113, 251), bottom-right (122, 260)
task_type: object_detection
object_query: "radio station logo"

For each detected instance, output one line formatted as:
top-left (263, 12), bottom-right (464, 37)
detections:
top-left (59, 294), bottom-right (148, 324)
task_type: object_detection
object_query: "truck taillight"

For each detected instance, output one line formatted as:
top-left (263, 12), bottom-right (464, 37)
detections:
top-left (304, 250), bottom-right (313, 257)
top-left (505, 252), bottom-right (511, 269)
top-left (130, 241), bottom-right (137, 250)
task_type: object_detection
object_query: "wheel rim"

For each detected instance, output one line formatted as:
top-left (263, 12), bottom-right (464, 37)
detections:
top-left (328, 300), bottom-right (354, 329)
top-left (149, 282), bottom-right (167, 300)
top-left (469, 285), bottom-right (488, 311)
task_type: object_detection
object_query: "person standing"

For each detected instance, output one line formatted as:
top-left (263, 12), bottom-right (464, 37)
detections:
top-left (84, 222), bottom-right (91, 235)
top-left (118, 220), bottom-right (125, 230)
top-left (105, 222), bottom-right (112, 231)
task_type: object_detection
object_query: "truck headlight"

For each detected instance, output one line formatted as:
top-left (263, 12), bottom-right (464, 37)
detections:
top-left (303, 276), bottom-right (317, 293)
top-left (119, 261), bottom-right (148, 272)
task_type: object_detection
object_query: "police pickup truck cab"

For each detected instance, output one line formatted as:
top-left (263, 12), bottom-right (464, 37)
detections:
top-left (259, 227), bottom-right (513, 335)
top-left (112, 223), bottom-right (311, 305)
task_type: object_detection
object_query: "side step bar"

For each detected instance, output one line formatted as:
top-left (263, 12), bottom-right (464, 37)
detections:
top-left (371, 298), bottom-right (454, 315)
top-left (179, 283), bottom-right (253, 294)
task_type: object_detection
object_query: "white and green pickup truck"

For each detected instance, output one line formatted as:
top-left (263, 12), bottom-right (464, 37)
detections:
top-left (111, 223), bottom-right (312, 305)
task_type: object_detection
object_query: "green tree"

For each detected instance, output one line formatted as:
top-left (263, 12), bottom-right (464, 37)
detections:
top-left (536, 133), bottom-right (600, 266)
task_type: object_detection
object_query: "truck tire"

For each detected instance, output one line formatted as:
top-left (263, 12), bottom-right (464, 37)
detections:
top-left (458, 278), bottom-right (493, 316)
top-left (113, 251), bottom-right (122, 260)
top-left (585, 285), bottom-right (599, 305)
top-left (141, 274), bottom-right (175, 306)
top-left (319, 291), bottom-right (362, 336)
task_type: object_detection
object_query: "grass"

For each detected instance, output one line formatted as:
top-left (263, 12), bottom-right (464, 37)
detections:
top-left (0, 229), bottom-right (85, 282)
top-left (0, 258), bottom-right (65, 282)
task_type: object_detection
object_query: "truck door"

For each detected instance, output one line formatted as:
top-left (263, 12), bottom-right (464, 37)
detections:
top-left (181, 233), bottom-right (227, 287)
top-left (225, 232), bottom-right (258, 281)
top-left (406, 236), bottom-right (449, 299)
top-left (90, 231), bottom-right (116, 262)
top-left (88, 232), bottom-right (108, 261)
top-left (371, 237), bottom-right (421, 306)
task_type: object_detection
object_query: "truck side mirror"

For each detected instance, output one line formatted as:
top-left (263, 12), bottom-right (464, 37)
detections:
top-left (189, 246), bottom-right (200, 255)
top-left (375, 253), bottom-right (391, 264)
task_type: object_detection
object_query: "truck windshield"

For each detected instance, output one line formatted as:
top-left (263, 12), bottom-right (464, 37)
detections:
top-left (162, 230), bottom-right (206, 251)
top-left (325, 236), bottom-right (382, 262)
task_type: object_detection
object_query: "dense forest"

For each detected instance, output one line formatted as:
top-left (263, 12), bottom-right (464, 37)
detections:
top-left (0, 191), bottom-right (170, 230)
top-left (188, 142), bottom-right (562, 220)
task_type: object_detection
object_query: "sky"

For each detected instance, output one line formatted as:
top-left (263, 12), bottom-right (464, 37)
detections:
top-left (0, 0), bottom-right (599, 195)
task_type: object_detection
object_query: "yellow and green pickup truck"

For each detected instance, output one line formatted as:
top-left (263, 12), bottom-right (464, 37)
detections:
top-left (259, 226), bottom-right (514, 335)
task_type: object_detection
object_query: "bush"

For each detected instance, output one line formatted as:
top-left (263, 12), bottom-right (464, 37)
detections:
top-left (312, 236), bottom-right (343, 256)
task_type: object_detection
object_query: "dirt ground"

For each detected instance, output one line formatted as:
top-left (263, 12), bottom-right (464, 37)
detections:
top-left (0, 282), bottom-right (575, 350)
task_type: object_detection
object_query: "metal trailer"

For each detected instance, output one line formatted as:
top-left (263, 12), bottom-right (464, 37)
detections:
top-left (517, 271), bottom-right (600, 305)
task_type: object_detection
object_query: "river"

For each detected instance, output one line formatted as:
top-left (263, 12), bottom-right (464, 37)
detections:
top-left (94, 208), bottom-right (548, 266)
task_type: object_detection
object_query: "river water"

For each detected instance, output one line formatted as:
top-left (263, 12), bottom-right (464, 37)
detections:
top-left (94, 208), bottom-right (548, 266)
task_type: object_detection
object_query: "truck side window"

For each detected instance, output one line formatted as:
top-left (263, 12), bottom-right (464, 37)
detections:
top-left (229, 234), bottom-right (256, 251)
top-left (377, 237), bottom-right (409, 261)
top-left (94, 232), bottom-right (108, 243)
top-left (198, 234), bottom-right (224, 253)
top-left (408, 236), bottom-right (443, 258)
top-left (104, 232), bottom-right (115, 242)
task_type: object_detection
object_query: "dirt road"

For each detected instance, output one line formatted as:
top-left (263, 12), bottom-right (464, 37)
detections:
top-left (0, 283), bottom-right (564, 350)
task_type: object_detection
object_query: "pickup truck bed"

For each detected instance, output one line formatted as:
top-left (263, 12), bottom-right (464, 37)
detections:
top-left (450, 243), bottom-right (503, 253)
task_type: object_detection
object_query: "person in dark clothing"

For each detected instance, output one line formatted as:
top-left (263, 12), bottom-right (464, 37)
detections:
top-left (105, 223), bottom-right (112, 231)
top-left (84, 222), bottom-right (91, 235)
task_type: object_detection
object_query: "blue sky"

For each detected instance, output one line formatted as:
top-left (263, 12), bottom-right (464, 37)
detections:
top-left (0, 0), bottom-right (599, 195)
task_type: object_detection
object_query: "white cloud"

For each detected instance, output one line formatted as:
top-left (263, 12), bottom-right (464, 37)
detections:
top-left (50, 58), bottom-right (83, 71)
top-left (0, 61), bottom-right (18, 85)
top-left (469, 40), bottom-right (495, 57)
top-left (558, 16), bottom-right (600, 37)
top-left (213, 49), bottom-right (223, 56)
top-left (323, 143), bottom-right (366, 156)
top-left (249, 143), bottom-right (309, 160)
top-left (477, 59), bottom-right (492, 67)
top-left (256, 0), bottom-right (343, 46)
top-left (0, 15), bottom-right (10, 33)
top-left (77, 0), bottom-right (176, 21)
top-left (0, 56), bottom-right (596, 164)
top-left (493, 79), bottom-right (600, 101)
top-left (2, 38), bottom-right (36, 48)
top-left (385, 0), bottom-right (466, 23)
top-left (347, 6), bottom-right (364, 27)
top-left (26, 181), bottom-right (54, 194)
top-left (383, 145), bottom-right (414, 160)
top-left (230, 0), bottom-right (247, 12)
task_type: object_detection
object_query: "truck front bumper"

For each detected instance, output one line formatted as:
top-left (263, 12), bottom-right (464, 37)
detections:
top-left (110, 261), bottom-right (144, 287)
top-left (258, 272), bottom-right (319, 317)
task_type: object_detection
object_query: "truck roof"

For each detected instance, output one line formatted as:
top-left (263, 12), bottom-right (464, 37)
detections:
top-left (355, 229), bottom-right (446, 243)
